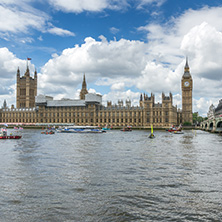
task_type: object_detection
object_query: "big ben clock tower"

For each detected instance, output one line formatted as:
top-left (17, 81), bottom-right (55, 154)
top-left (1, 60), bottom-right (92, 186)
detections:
top-left (181, 57), bottom-right (193, 124)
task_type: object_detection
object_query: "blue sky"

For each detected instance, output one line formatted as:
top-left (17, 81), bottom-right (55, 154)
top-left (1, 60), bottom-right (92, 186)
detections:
top-left (1, 0), bottom-right (222, 116)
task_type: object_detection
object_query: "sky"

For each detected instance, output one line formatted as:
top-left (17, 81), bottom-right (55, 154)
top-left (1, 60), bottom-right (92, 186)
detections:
top-left (0, 0), bottom-right (222, 116)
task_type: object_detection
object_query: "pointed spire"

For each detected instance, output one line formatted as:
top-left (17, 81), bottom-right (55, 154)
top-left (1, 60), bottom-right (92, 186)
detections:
top-left (25, 64), bottom-right (30, 77)
top-left (3, 99), bottom-right (7, 108)
top-left (79, 73), bottom-right (88, 100)
top-left (183, 56), bottom-right (191, 77)
top-left (185, 56), bottom-right (189, 69)
top-left (17, 67), bottom-right (20, 76)
top-left (34, 68), bottom-right (37, 79)
top-left (82, 73), bottom-right (87, 89)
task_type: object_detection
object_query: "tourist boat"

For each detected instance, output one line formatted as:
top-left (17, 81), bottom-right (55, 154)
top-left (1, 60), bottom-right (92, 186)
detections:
top-left (167, 124), bottom-right (182, 132)
top-left (57, 126), bottom-right (106, 133)
top-left (121, 126), bottom-right (132, 132)
top-left (0, 128), bottom-right (22, 139)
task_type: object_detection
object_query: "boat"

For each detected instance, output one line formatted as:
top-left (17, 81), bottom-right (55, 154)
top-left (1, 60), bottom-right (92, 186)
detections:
top-left (167, 124), bottom-right (182, 132)
top-left (41, 130), bottom-right (55, 135)
top-left (57, 126), bottom-right (106, 133)
top-left (102, 125), bottom-right (111, 130)
top-left (121, 126), bottom-right (132, 132)
top-left (148, 124), bottom-right (155, 138)
top-left (0, 128), bottom-right (22, 139)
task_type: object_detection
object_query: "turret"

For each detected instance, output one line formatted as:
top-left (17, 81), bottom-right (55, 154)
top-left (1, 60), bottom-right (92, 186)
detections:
top-left (118, 100), bottom-right (123, 107)
top-left (140, 93), bottom-right (143, 102)
top-left (107, 101), bottom-right (112, 107)
top-left (25, 65), bottom-right (30, 77)
top-left (34, 69), bottom-right (37, 79)
top-left (3, 99), bottom-right (7, 108)
top-left (126, 99), bottom-right (131, 107)
top-left (17, 67), bottom-right (20, 78)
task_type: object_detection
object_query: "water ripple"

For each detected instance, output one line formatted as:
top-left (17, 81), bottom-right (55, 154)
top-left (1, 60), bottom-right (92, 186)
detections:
top-left (0, 129), bottom-right (222, 221)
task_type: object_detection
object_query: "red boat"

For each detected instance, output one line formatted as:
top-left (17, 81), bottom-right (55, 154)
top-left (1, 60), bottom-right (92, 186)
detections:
top-left (0, 128), bottom-right (22, 139)
top-left (0, 135), bottom-right (22, 139)
top-left (167, 125), bottom-right (182, 132)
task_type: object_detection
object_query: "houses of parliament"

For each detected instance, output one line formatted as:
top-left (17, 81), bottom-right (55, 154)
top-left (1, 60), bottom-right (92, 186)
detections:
top-left (0, 59), bottom-right (193, 128)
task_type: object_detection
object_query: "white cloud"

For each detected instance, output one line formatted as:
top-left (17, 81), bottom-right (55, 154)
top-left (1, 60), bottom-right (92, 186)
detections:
top-left (110, 27), bottom-right (120, 34)
top-left (49, 0), bottom-right (108, 13)
top-left (48, 0), bottom-right (130, 13)
top-left (103, 90), bottom-right (141, 107)
top-left (111, 82), bottom-right (125, 91)
top-left (137, 0), bottom-right (166, 8)
top-left (47, 27), bottom-right (75, 37)
top-left (39, 37), bottom-right (147, 97)
top-left (0, 5), bottom-right (46, 33)
top-left (181, 22), bottom-right (222, 80)
top-left (0, 1), bottom-right (74, 38)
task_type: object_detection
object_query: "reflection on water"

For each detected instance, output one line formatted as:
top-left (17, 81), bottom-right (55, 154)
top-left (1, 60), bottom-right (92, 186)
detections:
top-left (0, 130), bottom-right (222, 221)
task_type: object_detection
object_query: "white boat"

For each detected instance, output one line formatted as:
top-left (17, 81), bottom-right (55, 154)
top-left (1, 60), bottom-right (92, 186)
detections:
top-left (57, 126), bottom-right (106, 133)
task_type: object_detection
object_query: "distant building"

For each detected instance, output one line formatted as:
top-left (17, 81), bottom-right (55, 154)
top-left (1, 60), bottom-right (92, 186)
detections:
top-left (215, 99), bottom-right (222, 118)
top-left (207, 104), bottom-right (215, 120)
top-left (0, 59), bottom-right (193, 127)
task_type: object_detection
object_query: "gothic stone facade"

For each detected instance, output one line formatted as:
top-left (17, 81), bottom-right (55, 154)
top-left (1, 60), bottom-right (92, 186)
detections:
top-left (181, 58), bottom-right (193, 124)
top-left (0, 61), bottom-right (193, 128)
top-left (16, 66), bottom-right (37, 109)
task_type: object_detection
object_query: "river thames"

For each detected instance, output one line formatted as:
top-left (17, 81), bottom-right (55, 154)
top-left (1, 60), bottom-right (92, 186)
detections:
top-left (0, 129), bottom-right (222, 221)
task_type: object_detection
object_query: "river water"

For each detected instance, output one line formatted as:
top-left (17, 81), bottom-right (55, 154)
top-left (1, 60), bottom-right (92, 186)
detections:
top-left (0, 129), bottom-right (222, 222)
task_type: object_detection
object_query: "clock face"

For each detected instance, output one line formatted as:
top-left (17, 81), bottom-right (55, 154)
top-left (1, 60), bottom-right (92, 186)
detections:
top-left (184, 81), bottom-right (189, 87)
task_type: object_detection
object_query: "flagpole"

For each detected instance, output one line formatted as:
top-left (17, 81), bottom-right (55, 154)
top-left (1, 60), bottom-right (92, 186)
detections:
top-left (26, 57), bottom-right (31, 68)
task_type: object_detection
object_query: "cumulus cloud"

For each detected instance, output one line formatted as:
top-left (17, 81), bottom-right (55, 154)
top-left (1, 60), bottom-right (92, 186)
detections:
top-left (0, 1), bottom-right (74, 38)
top-left (181, 22), bottom-right (222, 80)
top-left (0, 5), bottom-right (46, 33)
top-left (48, 0), bottom-right (130, 13)
top-left (39, 37), bottom-right (147, 96)
top-left (48, 0), bottom-right (108, 13)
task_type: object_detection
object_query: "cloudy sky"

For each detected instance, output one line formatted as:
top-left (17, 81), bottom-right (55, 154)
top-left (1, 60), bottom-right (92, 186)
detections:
top-left (0, 0), bottom-right (222, 116)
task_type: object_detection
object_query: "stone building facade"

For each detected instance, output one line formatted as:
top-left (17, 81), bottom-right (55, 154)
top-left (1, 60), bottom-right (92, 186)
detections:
top-left (181, 57), bottom-right (193, 124)
top-left (207, 104), bottom-right (215, 120)
top-left (16, 65), bottom-right (37, 108)
top-left (214, 99), bottom-right (222, 118)
top-left (0, 60), bottom-right (193, 128)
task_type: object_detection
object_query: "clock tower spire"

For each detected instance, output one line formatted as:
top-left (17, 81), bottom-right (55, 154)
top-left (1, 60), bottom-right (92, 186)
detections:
top-left (181, 57), bottom-right (193, 124)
